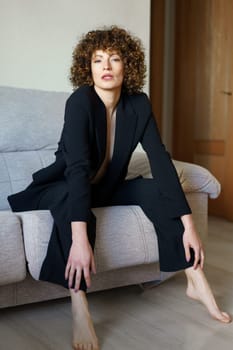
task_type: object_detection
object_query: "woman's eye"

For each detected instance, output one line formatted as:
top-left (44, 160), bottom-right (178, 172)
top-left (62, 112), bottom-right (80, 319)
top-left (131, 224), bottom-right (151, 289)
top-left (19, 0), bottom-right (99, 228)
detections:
top-left (93, 59), bottom-right (101, 63)
top-left (112, 57), bottom-right (121, 62)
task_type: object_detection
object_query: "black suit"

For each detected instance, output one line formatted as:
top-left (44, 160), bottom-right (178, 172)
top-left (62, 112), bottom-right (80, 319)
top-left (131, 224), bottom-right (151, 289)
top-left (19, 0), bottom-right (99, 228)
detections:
top-left (7, 85), bottom-right (194, 290)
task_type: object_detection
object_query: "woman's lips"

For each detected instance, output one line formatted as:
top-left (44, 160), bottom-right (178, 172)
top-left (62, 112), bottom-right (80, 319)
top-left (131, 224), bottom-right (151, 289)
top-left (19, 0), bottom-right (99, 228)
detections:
top-left (102, 74), bottom-right (113, 80)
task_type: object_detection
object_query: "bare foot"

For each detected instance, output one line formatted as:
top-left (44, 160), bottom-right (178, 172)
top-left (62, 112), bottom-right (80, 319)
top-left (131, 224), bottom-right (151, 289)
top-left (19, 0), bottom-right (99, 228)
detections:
top-left (70, 290), bottom-right (99, 350)
top-left (185, 266), bottom-right (231, 323)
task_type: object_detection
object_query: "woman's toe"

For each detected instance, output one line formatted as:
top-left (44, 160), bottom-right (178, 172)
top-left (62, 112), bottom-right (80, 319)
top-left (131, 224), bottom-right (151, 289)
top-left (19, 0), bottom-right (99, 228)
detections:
top-left (214, 311), bottom-right (232, 323)
top-left (221, 312), bottom-right (232, 323)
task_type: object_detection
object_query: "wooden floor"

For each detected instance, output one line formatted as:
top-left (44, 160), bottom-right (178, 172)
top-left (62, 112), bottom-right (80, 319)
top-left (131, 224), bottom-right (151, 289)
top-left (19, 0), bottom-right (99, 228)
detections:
top-left (0, 216), bottom-right (233, 350)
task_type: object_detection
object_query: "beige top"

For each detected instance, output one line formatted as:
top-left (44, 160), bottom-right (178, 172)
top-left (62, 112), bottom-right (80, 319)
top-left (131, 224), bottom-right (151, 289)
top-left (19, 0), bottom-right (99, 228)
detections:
top-left (91, 109), bottom-right (117, 184)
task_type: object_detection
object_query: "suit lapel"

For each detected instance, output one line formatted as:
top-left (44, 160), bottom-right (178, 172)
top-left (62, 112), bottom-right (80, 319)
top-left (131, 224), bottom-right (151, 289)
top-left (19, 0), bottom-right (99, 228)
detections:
top-left (90, 87), bottom-right (107, 165)
top-left (106, 94), bottom-right (138, 178)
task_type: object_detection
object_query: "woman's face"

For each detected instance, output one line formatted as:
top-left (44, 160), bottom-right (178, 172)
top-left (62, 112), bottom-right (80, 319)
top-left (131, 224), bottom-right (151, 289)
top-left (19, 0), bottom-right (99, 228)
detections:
top-left (91, 49), bottom-right (124, 93)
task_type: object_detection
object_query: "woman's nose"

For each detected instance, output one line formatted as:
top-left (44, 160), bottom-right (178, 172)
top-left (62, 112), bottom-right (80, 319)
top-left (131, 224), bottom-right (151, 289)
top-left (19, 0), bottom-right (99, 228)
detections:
top-left (103, 59), bottom-right (111, 70)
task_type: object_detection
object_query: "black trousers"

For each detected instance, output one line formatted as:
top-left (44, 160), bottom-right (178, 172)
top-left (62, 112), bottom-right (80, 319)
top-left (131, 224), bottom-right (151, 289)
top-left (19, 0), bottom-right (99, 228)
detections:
top-left (38, 177), bottom-right (195, 292)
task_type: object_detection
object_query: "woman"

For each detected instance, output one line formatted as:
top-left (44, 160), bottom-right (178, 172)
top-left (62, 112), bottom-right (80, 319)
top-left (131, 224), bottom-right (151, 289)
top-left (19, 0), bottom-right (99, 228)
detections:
top-left (8, 26), bottom-right (231, 350)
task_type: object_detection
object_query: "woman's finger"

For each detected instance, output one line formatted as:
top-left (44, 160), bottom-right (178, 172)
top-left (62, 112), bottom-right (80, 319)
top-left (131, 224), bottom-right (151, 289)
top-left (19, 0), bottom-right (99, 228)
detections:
top-left (183, 240), bottom-right (191, 262)
top-left (91, 254), bottom-right (97, 274)
top-left (68, 266), bottom-right (75, 289)
top-left (193, 246), bottom-right (200, 269)
top-left (74, 267), bottom-right (82, 292)
top-left (200, 248), bottom-right (205, 269)
top-left (65, 261), bottom-right (71, 280)
top-left (83, 266), bottom-right (91, 288)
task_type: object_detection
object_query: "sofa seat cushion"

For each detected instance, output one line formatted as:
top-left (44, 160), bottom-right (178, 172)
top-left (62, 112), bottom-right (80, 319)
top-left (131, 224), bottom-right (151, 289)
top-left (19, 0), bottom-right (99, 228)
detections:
top-left (15, 206), bottom-right (158, 280)
top-left (0, 211), bottom-right (26, 285)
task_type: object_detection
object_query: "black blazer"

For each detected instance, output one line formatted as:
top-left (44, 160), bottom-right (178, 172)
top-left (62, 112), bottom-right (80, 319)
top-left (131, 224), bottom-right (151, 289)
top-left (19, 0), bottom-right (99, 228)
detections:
top-left (7, 85), bottom-right (191, 221)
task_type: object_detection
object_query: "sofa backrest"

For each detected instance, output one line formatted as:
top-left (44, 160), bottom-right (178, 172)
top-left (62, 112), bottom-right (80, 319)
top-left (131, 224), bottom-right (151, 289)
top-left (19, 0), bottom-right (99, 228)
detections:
top-left (0, 86), bottom-right (70, 210)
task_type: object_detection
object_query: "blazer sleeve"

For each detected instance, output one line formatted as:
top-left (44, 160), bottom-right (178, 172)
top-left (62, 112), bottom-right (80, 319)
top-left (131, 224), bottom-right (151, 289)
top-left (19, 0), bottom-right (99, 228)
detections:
top-left (61, 93), bottom-right (91, 222)
top-left (140, 96), bottom-right (192, 218)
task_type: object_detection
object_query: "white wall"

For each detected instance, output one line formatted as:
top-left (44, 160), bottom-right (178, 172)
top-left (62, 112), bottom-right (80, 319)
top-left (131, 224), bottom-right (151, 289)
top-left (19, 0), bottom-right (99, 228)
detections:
top-left (0, 0), bottom-right (150, 93)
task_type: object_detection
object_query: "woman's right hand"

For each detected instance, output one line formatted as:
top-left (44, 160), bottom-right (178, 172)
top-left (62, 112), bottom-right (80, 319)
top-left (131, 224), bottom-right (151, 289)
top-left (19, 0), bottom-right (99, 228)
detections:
top-left (65, 231), bottom-right (96, 292)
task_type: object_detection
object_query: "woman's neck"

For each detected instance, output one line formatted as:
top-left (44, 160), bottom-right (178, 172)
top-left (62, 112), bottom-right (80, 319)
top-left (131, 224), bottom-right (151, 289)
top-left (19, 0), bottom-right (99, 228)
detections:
top-left (94, 86), bottom-right (121, 116)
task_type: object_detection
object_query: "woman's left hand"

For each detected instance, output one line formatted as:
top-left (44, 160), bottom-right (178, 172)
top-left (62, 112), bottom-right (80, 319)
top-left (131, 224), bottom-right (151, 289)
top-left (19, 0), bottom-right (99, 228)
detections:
top-left (181, 214), bottom-right (205, 269)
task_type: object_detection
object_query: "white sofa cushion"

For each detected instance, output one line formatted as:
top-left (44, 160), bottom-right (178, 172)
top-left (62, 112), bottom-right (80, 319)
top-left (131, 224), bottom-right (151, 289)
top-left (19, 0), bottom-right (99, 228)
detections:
top-left (0, 86), bottom-right (67, 152)
top-left (0, 86), bottom-right (68, 211)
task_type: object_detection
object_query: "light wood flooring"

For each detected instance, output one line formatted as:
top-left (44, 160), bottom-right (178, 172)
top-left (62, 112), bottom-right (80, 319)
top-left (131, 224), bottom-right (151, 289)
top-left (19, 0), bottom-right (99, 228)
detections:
top-left (0, 216), bottom-right (233, 350)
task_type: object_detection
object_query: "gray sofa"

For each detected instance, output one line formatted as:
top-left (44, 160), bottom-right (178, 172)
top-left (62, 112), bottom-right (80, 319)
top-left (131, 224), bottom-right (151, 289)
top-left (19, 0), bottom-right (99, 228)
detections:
top-left (0, 86), bottom-right (221, 308)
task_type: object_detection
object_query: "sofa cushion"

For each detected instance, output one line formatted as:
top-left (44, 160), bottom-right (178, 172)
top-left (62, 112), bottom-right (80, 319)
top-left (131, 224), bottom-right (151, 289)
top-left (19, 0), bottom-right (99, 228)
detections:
top-left (0, 86), bottom-right (69, 211)
top-left (0, 211), bottom-right (26, 285)
top-left (15, 206), bottom-right (158, 280)
top-left (0, 150), bottom-right (56, 210)
top-left (0, 86), bottom-right (68, 152)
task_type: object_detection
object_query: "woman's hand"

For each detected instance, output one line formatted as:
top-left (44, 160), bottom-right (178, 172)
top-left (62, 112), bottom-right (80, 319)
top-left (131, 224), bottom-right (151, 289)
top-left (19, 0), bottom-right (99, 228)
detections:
top-left (65, 225), bottom-right (96, 292)
top-left (181, 214), bottom-right (205, 270)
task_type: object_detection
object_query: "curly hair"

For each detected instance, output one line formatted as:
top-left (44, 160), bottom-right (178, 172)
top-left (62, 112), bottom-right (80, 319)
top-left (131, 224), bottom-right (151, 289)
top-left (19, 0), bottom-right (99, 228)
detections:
top-left (69, 26), bottom-right (146, 94)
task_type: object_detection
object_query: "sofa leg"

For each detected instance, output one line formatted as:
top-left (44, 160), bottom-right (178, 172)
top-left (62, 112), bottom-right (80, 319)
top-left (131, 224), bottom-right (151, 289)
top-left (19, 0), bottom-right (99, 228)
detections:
top-left (138, 279), bottom-right (161, 290)
top-left (138, 271), bottom-right (177, 290)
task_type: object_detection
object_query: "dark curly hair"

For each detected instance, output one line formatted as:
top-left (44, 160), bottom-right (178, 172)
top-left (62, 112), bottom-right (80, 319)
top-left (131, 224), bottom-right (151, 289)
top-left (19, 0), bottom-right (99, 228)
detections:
top-left (69, 26), bottom-right (146, 94)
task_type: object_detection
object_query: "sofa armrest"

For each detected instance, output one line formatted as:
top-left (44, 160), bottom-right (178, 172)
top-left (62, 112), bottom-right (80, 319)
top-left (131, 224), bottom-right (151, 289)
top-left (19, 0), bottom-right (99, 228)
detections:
top-left (0, 211), bottom-right (26, 285)
top-left (127, 150), bottom-right (221, 199)
top-left (172, 159), bottom-right (220, 199)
